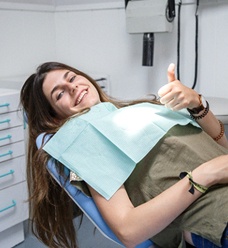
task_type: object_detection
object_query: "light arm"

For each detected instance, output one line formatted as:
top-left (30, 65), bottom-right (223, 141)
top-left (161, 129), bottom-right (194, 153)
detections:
top-left (88, 155), bottom-right (228, 248)
top-left (158, 64), bottom-right (228, 149)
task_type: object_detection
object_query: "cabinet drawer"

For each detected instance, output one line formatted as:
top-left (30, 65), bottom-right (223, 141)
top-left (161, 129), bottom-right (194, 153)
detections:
top-left (0, 89), bottom-right (20, 114)
top-left (0, 156), bottom-right (26, 190)
top-left (0, 222), bottom-right (25, 248)
top-left (0, 111), bottom-right (23, 131)
top-left (0, 181), bottom-right (28, 232)
top-left (0, 126), bottom-right (24, 147)
top-left (0, 141), bottom-right (25, 163)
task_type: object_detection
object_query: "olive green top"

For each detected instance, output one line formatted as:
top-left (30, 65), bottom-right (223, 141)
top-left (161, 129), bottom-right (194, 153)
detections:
top-left (71, 124), bottom-right (228, 247)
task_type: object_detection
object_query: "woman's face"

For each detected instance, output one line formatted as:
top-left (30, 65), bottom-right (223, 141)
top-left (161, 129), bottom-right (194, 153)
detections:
top-left (42, 69), bottom-right (101, 119)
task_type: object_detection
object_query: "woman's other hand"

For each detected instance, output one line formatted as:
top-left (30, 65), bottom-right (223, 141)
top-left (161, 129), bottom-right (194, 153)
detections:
top-left (158, 63), bottom-right (200, 111)
top-left (193, 155), bottom-right (228, 186)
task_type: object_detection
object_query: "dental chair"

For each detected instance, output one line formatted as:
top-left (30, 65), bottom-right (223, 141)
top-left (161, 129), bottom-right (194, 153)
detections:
top-left (36, 133), bottom-right (155, 248)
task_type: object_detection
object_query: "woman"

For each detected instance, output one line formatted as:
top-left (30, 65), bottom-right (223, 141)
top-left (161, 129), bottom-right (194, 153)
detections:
top-left (20, 61), bottom-right (228, 248)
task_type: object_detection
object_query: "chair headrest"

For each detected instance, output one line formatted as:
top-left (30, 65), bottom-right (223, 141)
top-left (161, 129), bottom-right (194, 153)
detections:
top-left (36, 132), bottom-right (70, 180)
top-left (36, 133), bottom-right (53, 149)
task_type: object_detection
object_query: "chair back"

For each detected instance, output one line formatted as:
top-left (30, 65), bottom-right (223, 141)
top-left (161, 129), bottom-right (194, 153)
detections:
top-left (36, 133), bottom-right (154, 248)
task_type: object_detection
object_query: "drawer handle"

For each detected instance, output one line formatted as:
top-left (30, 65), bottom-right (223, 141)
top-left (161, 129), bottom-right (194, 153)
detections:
top-left (0, 169), bottom-right (14, 178)
top-left (0, 200), bottom-right (16, 213)
top-left (0, 150), bottom-right (13, 158)
top-left (0, 134), bottom-right (12, 141)
top-left (0, 119), bottom-right (11, 125)
top-left (0, 103), bottom-right (10, 108)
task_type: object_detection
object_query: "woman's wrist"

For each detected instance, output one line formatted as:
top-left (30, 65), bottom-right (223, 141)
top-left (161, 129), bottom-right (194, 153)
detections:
top-left (187, 95), bottom-right (209, 120)
top-left (191, 156), bottom-right (227, 188)
top-left (188, 94), bottom-right (204, 112)
top-left (179, 171), bottom-right (208, 194)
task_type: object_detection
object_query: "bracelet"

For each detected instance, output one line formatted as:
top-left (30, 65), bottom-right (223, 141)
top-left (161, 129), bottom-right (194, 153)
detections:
top-left (188, 100), bottom-right (209, 120)
top-left (179, 171), bottom-right (208, 194)
top-left (213, 120), bottom-right (225, 141)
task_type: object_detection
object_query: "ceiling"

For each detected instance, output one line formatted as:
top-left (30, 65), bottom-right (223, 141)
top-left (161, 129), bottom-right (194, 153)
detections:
top-left (0, 0), bottom-right (123, 6)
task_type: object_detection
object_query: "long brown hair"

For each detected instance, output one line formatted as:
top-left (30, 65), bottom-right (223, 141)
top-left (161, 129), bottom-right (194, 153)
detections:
top-left (20, 62), bottom-right (159, 248)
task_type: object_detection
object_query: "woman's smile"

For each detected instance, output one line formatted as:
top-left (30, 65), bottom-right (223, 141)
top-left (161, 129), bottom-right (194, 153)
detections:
top-left (75, 89), bottom-right (88, 106)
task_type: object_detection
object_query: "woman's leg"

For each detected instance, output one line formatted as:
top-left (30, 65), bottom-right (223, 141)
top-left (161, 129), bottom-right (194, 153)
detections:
top-left (191, 224), bottom-right (228, 248)
top-left (185, 242), bottom-right (195, 248)
top-left (221, 225), bottom-right (228, 247)
top-left (191, 233), bottom-right (220, 248)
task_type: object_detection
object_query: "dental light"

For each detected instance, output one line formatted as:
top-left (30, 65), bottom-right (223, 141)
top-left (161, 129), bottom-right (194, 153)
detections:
top-left (125, 0), bottom-right (175, 66)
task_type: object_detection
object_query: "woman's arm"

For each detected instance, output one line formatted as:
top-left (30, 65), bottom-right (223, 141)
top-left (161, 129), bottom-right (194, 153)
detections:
top-left (158, 63), bottom-right (228, 148)
top-left (88, 155), bottom-right (228, 248)
top-left (194, 109), bottom-right (228, 148)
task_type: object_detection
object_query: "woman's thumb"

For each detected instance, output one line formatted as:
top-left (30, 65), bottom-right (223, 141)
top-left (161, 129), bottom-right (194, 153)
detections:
top-left (167, 63), bottom-right (176, 83)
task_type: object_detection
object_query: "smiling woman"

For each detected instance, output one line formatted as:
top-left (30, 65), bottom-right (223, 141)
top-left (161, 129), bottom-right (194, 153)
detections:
top-left (22, 62), bottom-right (114, 131)
top-left (20, 61), bottom-right (228, 248)
top-left (42, 69), bottom-right (101, 119)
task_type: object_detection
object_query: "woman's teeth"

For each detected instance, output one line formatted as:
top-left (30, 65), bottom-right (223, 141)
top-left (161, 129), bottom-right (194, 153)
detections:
top-left (76, 90), bottom-right (87, 105)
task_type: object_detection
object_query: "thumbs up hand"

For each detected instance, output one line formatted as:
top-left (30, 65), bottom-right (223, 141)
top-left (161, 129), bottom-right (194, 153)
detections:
top-left (158, 63), bottom-right (199, 111)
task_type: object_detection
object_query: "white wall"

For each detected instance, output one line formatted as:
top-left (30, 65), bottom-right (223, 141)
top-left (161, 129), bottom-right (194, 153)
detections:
top-left (0, 1), bottom-right (228, 100)
top-left (148, 1), bottom-right (228, 99)
top-left (55, 3), bottom-right (150, 100)
top-left (0, 4), bottom-right (56, 89)
top-left (54, 1), bottom-right (228, 99)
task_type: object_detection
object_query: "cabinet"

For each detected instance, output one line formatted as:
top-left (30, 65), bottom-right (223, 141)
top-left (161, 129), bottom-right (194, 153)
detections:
top-left (0, 88), bottom-right (28, 248)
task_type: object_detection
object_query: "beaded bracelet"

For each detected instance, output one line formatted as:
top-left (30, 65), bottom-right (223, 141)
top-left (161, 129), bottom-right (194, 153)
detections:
top-left (188, 101), bottom-right (210, 120)
top-left (213, 120), bottom-right (225, 142)
top-left (179, 171), bottom-right (208, 194)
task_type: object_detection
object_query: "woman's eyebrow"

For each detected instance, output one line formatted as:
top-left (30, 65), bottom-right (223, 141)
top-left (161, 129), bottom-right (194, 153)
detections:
top-left (50, 71), bottom-right (70, 98)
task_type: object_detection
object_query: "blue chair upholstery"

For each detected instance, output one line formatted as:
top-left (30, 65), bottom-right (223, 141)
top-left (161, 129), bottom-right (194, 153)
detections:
top-left (36, 133), bottom-right (155, 248)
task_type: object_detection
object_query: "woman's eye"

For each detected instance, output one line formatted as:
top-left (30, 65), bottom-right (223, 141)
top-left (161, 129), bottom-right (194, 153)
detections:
top-left (69, 75), bottom-right (76, 83)
top-left (57, 91), bottom-right (64, 101)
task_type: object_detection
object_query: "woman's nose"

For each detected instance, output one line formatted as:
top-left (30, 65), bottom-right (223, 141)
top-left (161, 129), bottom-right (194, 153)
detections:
top-left (68, 83), bottom-right (77, 94)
